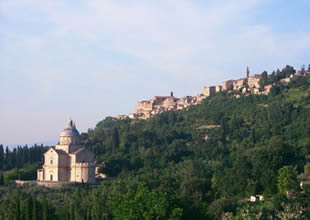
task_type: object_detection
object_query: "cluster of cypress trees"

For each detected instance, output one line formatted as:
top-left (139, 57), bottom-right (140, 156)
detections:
top-left (0, 144), bottom-right (45, 171)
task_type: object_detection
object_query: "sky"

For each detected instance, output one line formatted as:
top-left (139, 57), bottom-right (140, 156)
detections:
top-left (1, 0), bottom-right (310, 146)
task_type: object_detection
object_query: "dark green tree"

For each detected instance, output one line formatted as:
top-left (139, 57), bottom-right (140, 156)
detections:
top-left (32, 199), bottom-right (38, 220)
top-left (300, 65), bottom-right (306, 74)
top-left (42, 197), bottom-right (48, 220)
top-left (111, 127), bottom-right (120, 149)
top-left (70, 204), bottom-right (75, 220)
top-left (25, 196), bottom-right (33, 220)
top-left (282, 65), bottom-right (296, 77)
top-left (15, 198), bottom-right (20, 220)
top-left (0, 173), bottom-right (4, 185)
top-left (0, 145), bottom-right (4, 170)
top-left (259, 71), bottom-right (268, 89)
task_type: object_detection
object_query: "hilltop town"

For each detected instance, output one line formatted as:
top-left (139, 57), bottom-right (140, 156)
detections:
top-left (117, 67), bottom-right (308, 120)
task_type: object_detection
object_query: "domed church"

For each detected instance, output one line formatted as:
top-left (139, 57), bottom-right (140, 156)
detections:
top-left (37, 120), bottom-right (95, 183)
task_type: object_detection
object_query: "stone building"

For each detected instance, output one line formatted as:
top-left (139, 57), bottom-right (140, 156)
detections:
top-left (233, 79), bottom-right (247, 90)
top-left (134, 92), bottom-right (180, 119)
top-left (247, 74), bottom-right (262, 88)
top-left (37, 120), bottom-right (96, 183)
top-left (203, 86), bottom-right (216, 97)
top-left (215, 85), bottom-right (222, 92)
top-left (222, 80), bottom-right (235, 91)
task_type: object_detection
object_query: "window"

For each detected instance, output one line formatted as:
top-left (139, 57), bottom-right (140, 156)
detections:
top-left (50, 175), bottom-right (53, 181)
top-left (50, 159), bottom-right (53, 164)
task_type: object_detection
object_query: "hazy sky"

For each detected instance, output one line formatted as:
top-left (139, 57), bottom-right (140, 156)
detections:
top-left (1, 0), bottom-right (310, 146)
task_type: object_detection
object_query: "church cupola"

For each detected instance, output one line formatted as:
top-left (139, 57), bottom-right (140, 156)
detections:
top-left (59, 119), bottom-right (80, 145)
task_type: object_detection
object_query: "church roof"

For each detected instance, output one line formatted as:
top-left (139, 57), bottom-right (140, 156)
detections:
top-left (44, 148), bottom-right (67, 155)
top-left (70, 147), bottom-right (85, 155)
top-left (59, 119), bottom-right (80, 137)
top-left (54, 149), bottom-right (67, 155)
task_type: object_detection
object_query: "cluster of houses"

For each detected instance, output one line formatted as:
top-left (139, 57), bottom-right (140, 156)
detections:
top-left (116, 67), bottom-right (308, 120)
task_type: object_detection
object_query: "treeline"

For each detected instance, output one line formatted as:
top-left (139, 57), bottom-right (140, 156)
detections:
top-left (0, 144), bottom-right (45, 171)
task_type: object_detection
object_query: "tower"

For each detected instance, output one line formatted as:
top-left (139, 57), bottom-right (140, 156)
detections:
top-left (245, 66), bottom-right (250, 78)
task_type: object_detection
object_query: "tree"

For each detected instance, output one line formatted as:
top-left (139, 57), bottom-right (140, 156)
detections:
top-left (277, 166), bottom-right (299, 194)
top-left (42, 197), bottom-right (48, 220)
top-left (259, 71), bottom-right (268, 89)
top-left (282, 65), bottom-right (296, 77)
top-left (25, 196), bottom-right (33, 220)
top-left (15, 198), bottom-right (20, 220)
top-left (0, 145), bottom-right (4, 170)
top-left (0, 173), bottom-right (4, 185)
top-left (70, 204), bottom-right (75, 220)
top-left (32, 199), bottom-right (38, 220)
top-left (300, 65), bottom-right (306, 75)
top-left (111, 127), bottom-right (120, 149)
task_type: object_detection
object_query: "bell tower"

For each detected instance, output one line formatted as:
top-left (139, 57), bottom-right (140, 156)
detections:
top-left (245, 66), bottom-right (250, 78)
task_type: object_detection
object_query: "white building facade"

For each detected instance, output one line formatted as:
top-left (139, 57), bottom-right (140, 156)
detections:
top-left (37, 120), bottom-right (96, 183)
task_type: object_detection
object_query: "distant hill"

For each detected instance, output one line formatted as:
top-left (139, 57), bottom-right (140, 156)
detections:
top-left (2, 66), bottom-right (310, 219)
top-left (82, 72), bottom-right (310, 194)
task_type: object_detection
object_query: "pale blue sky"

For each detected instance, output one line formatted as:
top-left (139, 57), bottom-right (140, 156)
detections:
top-left (1, 0), bottom-right (310, 146)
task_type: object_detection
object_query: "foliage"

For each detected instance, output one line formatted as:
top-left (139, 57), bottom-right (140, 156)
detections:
top-left (112, 184), bottom-right (183, 220)
top-left (277, 166), bottom-right (299, 194)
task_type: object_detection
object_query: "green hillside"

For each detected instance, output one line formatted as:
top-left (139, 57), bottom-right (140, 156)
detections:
top-left (2, 71), bottom-right (310, 219)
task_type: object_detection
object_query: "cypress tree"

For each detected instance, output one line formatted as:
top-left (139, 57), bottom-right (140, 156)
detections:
top-left (14, 198), bottom-right (20, 220)
top-left (0, 145), bottom-right (4, 170)
top-left (42, 197), bottom-right (48, 220)
top-left (5, 146), bottom-right (10, 169)
top-left (0, 174), bottom-right (4, 185)
top-left (70, 204), bottom-right (75, 220)
top-left (111, 127), bottom-right (120, 149)
top-left (32, 199), bottom-right (38, 220)
top-left (26, 196), bottom-right (33, 220)
top-left (86, 209), bottom-right (91, 220)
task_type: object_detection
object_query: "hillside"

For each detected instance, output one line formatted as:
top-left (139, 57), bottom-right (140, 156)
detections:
top-left (2, 70), bottom-right (310, 219)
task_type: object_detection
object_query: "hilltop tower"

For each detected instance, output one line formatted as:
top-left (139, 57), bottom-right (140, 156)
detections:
top-left (245, 66), bottom-right (250, 78)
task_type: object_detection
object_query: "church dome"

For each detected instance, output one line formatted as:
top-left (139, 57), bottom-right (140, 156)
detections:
top-left (60, 119), bottom-right (80, 137)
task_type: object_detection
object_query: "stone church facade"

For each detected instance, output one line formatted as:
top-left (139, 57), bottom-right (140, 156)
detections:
top-left (37, 120), bottom-right (95, 183)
